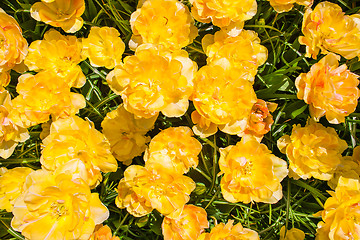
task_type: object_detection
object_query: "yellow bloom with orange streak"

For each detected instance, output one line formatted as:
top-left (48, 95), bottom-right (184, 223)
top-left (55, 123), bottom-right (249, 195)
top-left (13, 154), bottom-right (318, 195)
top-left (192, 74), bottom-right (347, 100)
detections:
top-left (101, 104), bottom-right (157, 165)
top-left (316, 177), bottom-right (360, 240)
top-left (192, 59), bottom-right (257, 135)
top-left (129, 0), bottom-right (197, 51)
top-left (219, 137), bottom-right (288, 204)
top-left (107, 44), bottom-right (197, 119)
top-left (295, 53), bottom-right (359, 124)
top-left (299, 2), bottom-right (360, 59)
top-left (11, 170), bottom-right (109, 240)
top-left (0, 9), bottom-right (28, 76)
top-left (116, 165), bottom-right (195, 217)
top-left (189, 0), bottom-right (257, 29)
top-left (278, 120), bottom-right (347, 181)
top-left (30, 0), bottom-right (85, 33)
top-left (279, 226), bottom-right (305, 240)
top-left (25, 29), bottom-right (86, 88)
top-left (0, 167), bottom-right (33, 212)
top-left (144, 126), bottom-right (202, 174)
top-left (162, 204), bottom-right (208, 240)
top-left (90, 225), bottom-right (120, 240)
top-left (11, 71), bottom-right (86, 127)
top-left (0, 90), bottom-right (29, 159)
top-left (41, 116), bottom-right (118, 189)
top-left (83, 27), bottom-right (125, 69)
top-left (243, 99), bottom-right (277, 140)
top-left (202, 29), bottom-right (267, 82)
top-left (198, 220), bottom-right (260, 240)
top-left (267, 0), bottom-right (313, 13)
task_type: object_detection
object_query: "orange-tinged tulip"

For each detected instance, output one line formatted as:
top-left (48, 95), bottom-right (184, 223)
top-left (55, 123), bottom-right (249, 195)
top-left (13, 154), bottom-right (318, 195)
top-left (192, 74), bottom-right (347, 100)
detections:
top-left (162, 204), bottom-right (208, 240)
top-left (30, 0), bottom-right (85, 33)
top-left (189, 0), bottom-right (257, 29)
top-left (101, 104), bottom-right (157, 165)
top-left (83, 27), bottom-right (125, 69)
top-left (243, 99), bottom-right (277, 139)
top-left (0, 167), bottom-right (33, 212)
top-left (316, 177), bottom-right (360, 240)
top-left (107, 44), bottom-right (197, 118)
top-left (0, 90), bottom-right (29, 158)
top-left (11, 170), bottom-right (109, 240)
top-left (0, 9), bottom-right (28, 75)
top-left (129, 0), bottom-right (197, 51)
top-left (11, 71), bottom-right (86, 127)
top-left (192, 59), bottom-right (257, 135)
top-left (299, 1), bottom-right (360, 59)
top-left (202, 29), bottom-right (267, 82)
top-left (219, 137), bottom-right (288, 204)
top-left (267, 0), bottom-right (313, 13)
top-left (116, 165), bottom-right (195, 217)
top-left (25, 29), bottom-right (86, 88)
top-left (144, 126), bottom-right (202, 174)
top-left (90, 225), bottom-right (120, 240)
top-left (295, 53), bottom-right (359, 124)
top-left (198, 220), bottom-right (260, 240)
top-left (41, 116), bottom-right (118, 188)
top-left (278, 119), bottom-right (347, 180)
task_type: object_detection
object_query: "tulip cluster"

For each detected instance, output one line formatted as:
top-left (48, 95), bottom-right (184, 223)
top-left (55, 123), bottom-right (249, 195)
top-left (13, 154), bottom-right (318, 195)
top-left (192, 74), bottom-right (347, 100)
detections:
top-left (0, 0), bottom-right (360, 239)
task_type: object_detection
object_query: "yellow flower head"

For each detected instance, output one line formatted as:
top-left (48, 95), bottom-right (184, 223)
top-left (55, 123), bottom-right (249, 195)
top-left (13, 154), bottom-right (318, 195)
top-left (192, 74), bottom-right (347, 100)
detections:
top-left (30, 0), bottom-right (85, 33)
top-left (219, 137), bottom-right (288, 204)
top-left (328, 146), bottom-right (360, 190)
top-left (11, 170), bottom-right (109, 240)
top-left (90, 225), bottom-right (120, 240)
top-left (189, 0), bottom-right (257, 28)
top-left (101, 104), bottom-right (157, 165)
top-left (278, 120), bottom-right (347, 181)
top-left (267, 0), bottom-right (313, 13)
top-left (0, 9), bottom-right (28, 74)
top-left (295, 53), bottom-right (360, 124)
top-left (279, 226), bottom-right (305, 240)
top-left (11, 71), bottom-right (86, 127)
top-left (107, 44), bottom-right (197, 118)
top-left (116, 165), bottom-right (195, 217)
top-left (0, 90), bottom-right (29, 159)
top-left (25, 29), bottom-right (86, 88)
top-left (202, 29), bottom-right (267, 82)
top-left (162, 204), bottom-right (209, 240)
top-left (192, 59), bottom-right (257, 135)
top-left (191, 110), bottom-right (218, 138)
top-left (316, 177), bottom-right (360, 240)
top-left (198, 220), bottom-right (260, 240)
top-left (244, 99), bottom-right (277, 139)
top-left (41, 116), bottom-right (118, 188)
top-left (299, 2), bottom-right (360, 59)
top-left (0, 167), bottom-right (33, 212)
top-left (83, 27), bottom-right (125, 69)
top-left (144, 126), bottom-right (202, 174)
top-left (129, 0), bottom-right (197, 51)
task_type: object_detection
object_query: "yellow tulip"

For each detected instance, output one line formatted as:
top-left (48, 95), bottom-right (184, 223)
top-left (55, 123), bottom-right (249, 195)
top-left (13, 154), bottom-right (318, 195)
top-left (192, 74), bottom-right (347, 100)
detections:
top-left (220, 137), bottom-right (288, 203)
top-left (41, 116), bottom-right (118, 188)
top-left (144, 126), bottom-right (202, 174)
top-left (129, 0), bottom-right (197, 50)
top-left (30, 0), bottom-right (85, 33)
top-left (11, 170), bottom-right (109, 240)
top-left (278, 119), bottom-right (347, 180)
top-left (295, 53), bottom-right (359, 124)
